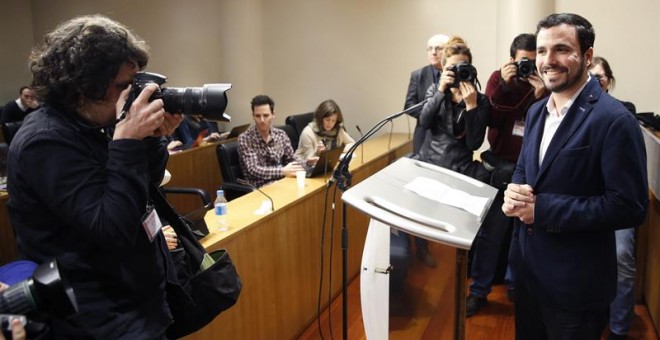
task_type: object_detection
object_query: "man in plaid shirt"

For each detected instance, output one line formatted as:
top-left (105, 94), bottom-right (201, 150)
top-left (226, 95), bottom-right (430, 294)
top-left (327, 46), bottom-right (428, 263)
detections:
top-left (238, 95), bottom-right (305, 187)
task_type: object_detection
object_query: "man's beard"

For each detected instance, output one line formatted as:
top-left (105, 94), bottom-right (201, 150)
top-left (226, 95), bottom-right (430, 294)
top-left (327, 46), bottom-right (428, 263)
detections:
top-left (544, 57), bottom-right (587, 94)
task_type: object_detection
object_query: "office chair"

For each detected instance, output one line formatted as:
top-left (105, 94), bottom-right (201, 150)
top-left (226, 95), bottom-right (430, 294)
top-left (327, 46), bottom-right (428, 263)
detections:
top-left (276, 124), bottom-right (298, 150)
top-left (285, 111), bottom-right (314, 139)
top-left (216, 140), bottom-right (253, 201)
top-left (284, 112), bottom-right (314, 150)
top-left (160, 186), bottom-right (213, 237)
top-left (1, 121), bottom-right (23, 146)
top-left (161, 187), bottom-right (212, 210)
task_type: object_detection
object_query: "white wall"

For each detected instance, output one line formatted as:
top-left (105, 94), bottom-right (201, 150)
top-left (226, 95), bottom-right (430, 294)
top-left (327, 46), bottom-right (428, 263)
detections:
top-left (261, 0), bottom-right (497, 138)
top-left (555, 0), bottom-right (660, 115)
top-left (0, 0), bottom-right (34, 100)
top-left (1, 0), bottom-right (658, 133)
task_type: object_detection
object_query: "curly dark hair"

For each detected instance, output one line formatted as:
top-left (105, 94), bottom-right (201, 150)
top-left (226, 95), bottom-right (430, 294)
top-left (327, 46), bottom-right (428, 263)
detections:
top-left (29, 15), bottom-right (149, 113)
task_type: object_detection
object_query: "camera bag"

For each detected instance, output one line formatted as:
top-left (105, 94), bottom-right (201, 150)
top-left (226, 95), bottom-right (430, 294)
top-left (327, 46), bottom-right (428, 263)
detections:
top-left (481, 150), bottom-right (516, 190)
top-left (150, 184), bottom-right (242, 339)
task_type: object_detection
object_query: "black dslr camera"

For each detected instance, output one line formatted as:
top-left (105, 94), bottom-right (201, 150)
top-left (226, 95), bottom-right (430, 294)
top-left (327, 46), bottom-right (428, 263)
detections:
top-left (449, 62), bottom-right (478, 87)
top-left (0, 260), bottom-right (78, 318)
top-left (515, 58), bottom-right (536, 78)
top-left (1, 259), bottom-right (78, 338)
top-left (119, 72), bottom-right (232, 122)
top-left (0, 260), bottom-right (78, 339)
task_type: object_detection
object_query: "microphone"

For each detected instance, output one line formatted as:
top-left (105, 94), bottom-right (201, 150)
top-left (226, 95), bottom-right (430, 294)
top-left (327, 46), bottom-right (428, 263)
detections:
top-left (236, 178), bottom-right (275, 211)
top-left (387, 120), bottom-right (394, 150)
top-left (332, 99), bottom-right (429, 191)
top-left (355, 125), bottom-right (364, 164)
top-left (406, 114), bottom-right (412, 140)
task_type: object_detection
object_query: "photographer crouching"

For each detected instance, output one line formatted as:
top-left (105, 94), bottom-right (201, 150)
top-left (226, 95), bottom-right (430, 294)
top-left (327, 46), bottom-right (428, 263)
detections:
top-left (7, 15), bottom-right (183, 338)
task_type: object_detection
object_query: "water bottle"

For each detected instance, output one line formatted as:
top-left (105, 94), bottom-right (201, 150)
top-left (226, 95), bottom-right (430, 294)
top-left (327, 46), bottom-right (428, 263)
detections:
top-left (214, 190), bottom-right (229, 231)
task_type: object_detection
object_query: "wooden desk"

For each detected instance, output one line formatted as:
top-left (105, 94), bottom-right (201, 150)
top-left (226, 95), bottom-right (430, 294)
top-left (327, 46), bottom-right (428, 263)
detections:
top-left (641, 126), bottom-right (660, 334)
top-left (187, 133), bottom-right (412, 339)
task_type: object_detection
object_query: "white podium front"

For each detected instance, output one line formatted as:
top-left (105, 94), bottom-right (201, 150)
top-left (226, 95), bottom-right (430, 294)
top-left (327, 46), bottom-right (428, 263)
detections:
top-left (342, 157), bottom-right (498, 339)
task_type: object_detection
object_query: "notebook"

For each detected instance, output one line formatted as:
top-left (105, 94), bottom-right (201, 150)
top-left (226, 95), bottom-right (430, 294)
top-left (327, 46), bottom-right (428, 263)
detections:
top-left (305, 146), bottom-right (344, 178)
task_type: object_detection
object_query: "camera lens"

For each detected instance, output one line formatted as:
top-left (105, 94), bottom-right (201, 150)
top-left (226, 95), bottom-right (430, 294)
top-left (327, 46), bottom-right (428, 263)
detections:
top-left (520, 65), bottom-right (531, 75)
top-left (161, 84), bottom-right (231, 121)
top-left (458, 69), bottom-right (471, 81)
top-left (450, 62), bottom-right (477, 88)
top-left (516, 59), bottom-right (536, 78)
top-left (0, 280), bottom-right (35, 315)
top-left (0, 259), bottom-right (77, 318)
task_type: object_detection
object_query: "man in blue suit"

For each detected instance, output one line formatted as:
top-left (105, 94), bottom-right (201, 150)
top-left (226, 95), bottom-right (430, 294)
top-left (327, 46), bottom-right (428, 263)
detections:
top-left (503, 13), bottom-right (648, 340)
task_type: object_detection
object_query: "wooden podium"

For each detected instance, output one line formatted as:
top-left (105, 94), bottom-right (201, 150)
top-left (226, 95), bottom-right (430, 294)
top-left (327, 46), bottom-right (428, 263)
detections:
top-left (342, 157), bottom-right (497, 339)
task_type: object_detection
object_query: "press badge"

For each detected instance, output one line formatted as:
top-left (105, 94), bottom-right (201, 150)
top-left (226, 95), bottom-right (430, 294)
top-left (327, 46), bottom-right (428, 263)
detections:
top-left (512, 120), bottom-right (525, 137)
top-left (142, 205), bottom-right (163, 242)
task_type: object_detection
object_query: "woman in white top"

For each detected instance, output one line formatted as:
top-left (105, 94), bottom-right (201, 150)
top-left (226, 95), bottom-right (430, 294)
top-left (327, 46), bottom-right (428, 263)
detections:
top-left (295, 99), bottom-right (355, 164)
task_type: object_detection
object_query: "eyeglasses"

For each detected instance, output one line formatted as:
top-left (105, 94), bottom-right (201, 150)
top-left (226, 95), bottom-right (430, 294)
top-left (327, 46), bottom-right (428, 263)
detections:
top-left (426, 46), bottom-right (444, 53)
top-left (592, 73), bottom-right (608, 81)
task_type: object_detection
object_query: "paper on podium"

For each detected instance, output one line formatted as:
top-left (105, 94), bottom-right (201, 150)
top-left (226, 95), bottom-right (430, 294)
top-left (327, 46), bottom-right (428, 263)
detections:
top-left (404, 177), bottom-right (490, 217)
top-left (342, 157), bottom-right (498, 249)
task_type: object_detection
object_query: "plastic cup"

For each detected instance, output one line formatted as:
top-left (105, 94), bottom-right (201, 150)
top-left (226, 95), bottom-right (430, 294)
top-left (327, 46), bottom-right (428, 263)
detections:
top-left (296, 170), bottom-right (306, 188)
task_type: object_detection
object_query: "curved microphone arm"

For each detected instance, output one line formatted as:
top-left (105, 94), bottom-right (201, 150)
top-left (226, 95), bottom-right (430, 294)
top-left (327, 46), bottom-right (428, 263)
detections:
top-left (237, 178), bottom-right (275, 211)
top-left (330, 99), bottom-right (429, 191)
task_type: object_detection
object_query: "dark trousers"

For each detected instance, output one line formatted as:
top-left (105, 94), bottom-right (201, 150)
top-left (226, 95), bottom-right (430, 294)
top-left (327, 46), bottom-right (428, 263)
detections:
top-left (390, 230), bottom-right (411, 292)
top-left (514, 279), bottom-right (608, 340)
top-left (470, 190), bottom-right (513, 297)
top-left (414, 236), bottom-right (429, 255)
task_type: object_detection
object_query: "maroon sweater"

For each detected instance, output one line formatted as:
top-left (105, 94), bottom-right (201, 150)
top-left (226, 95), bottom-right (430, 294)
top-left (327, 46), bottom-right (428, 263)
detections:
top-left (485, 70), bottom-right (546, 163)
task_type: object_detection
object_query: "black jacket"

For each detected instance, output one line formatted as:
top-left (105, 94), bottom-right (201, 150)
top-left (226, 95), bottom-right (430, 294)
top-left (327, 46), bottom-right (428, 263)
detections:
top-left (7, 106), bottom-right (172, 339)
top-left (417, 83), bottom-right (490, 182)
top-left (1, 100), bottom-right (37, 124)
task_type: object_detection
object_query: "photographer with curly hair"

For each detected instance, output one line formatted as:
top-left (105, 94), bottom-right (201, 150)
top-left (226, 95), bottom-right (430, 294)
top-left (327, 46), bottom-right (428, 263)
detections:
top-left (7, 15), bottom-right (183, 338)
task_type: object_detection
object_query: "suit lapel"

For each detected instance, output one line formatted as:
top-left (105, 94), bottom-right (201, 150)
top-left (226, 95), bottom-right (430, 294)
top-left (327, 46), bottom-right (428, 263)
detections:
top-left (420, 65), bottom-right (435, 98)
top-left (528, 106), bottom-right (546, 184)
top-left (536, 80), bottom-right (600, 183)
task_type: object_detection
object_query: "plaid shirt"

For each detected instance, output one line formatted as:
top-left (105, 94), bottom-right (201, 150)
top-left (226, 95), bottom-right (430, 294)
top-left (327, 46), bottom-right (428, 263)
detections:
top-left (238, 125), bottom-right (296, 187)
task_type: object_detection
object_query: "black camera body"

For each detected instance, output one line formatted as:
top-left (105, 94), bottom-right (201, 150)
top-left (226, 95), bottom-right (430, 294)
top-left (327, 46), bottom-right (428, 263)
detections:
top-left (515, 58), bottom-right (536, 78)
top-left (449, 62), bottom-right (478, 87)
top-left (121, 72), bottom-right (232, 122)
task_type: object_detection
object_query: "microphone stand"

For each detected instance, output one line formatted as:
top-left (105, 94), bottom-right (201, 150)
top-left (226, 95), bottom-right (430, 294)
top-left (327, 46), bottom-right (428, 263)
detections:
top-left (236, 178), bottom-right (275, 211)
top-left (355, 125), bottom-right (364, 164)
top-left (329, 99), bottom-right (428, 340)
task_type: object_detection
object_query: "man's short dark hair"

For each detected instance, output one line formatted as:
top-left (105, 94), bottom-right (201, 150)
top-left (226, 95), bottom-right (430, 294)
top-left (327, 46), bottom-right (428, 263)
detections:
top-left (251, 95), bottom-right (275, 113)
top-left (510, 33), bottom-right (536, 58)
top-left (29, 15), bottom-right (149, 113)
top-left (536, 13), bottom-right (595, 55)
top-left (19, 86), bottom-right (32, 95)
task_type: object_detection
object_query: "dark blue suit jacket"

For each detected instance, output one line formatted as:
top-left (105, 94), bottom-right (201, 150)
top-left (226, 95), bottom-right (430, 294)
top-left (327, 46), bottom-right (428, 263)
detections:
top-left (510, 78), bottom-right (648, 311)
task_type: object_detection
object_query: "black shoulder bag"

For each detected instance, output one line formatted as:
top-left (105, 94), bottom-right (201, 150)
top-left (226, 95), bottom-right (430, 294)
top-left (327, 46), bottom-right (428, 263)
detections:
top-left (150, 185), bottom-right (243, 339)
